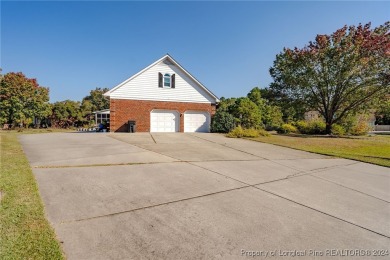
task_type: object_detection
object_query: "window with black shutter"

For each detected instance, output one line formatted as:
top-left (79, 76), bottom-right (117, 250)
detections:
top-left (159, 73), bottom-right (175, 88)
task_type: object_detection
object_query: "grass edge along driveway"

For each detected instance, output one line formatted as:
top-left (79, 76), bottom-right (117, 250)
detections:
top-left (0, 131), bottom-right (64, 260)
top-left (249, 134), bottom-right (390, 167)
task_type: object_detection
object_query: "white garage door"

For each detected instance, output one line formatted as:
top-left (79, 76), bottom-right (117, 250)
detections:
top-left (150, 110), bottom-right (179, 132)
top-left (184, 111), bottom-right (210, 132)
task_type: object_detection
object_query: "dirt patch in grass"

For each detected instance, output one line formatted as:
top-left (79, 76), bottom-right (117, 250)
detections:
top-left (0, 132), bottom-right (64, 259)
top-left (249, 134), bottom-right (390, 167)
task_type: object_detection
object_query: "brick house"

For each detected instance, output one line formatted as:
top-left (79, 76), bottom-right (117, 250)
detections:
top-left (104, 55), bottom-right (219, 132)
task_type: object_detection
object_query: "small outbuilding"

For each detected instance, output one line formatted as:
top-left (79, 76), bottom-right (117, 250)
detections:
top-left (104, 54), bottom-right (219, 132)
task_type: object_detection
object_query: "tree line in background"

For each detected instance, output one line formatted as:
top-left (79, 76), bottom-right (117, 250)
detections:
top-left (0, 71), bottom-right (109, 128)
top-left (50, 87), bottom-right (109, 128)
top-left (1, 22), bottom-right (388, 135)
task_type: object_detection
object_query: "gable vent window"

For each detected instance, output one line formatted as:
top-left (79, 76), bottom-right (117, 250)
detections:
top-left (158, 73), bottom-right (175, 88)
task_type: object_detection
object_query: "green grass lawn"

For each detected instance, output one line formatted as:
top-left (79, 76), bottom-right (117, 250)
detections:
top-left (0, 130), bottom-right (64, 259)
top-left (249, 134), bottom-right (390, 167)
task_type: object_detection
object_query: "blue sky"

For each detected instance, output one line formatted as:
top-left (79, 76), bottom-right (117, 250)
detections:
top-left (2, 1), bottom-right (389, 102)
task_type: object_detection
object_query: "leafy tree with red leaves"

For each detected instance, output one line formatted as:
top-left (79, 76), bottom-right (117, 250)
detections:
top-left (270, 22), bottom-right (390, 134)
top-left (0, 72), bottom-right (51, 126)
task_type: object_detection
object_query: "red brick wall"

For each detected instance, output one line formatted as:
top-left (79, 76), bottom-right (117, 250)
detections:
top-left (110, 99), bottom-right (216, 132)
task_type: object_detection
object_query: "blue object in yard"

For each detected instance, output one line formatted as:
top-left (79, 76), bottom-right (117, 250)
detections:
top-left (98, 123), bottom-right (104, 132)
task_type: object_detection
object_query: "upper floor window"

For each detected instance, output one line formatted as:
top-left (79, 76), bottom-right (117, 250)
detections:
top-left (158, 72), bottom-right (175, 88)
top-left (163, 73), bottom-right (171, 88)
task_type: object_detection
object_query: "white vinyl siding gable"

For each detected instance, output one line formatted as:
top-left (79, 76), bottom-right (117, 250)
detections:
top-left (109, 62), bottom-right (216, 103)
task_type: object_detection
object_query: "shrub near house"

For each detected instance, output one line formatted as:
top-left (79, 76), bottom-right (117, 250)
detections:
top-left (211, 110), bottom-right (235, 133)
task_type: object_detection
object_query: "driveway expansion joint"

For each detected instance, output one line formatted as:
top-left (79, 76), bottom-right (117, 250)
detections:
top-left (32, 161), bottom-right (173, 169)
top-left (309, 174), bottom-right (390, 204)
top-left (59, 185), bottom-right (252, 224)
top-left (189, 134), bottom-right (313, 172)
top-left (149, 133), bottom-right (157, 143)
top-left (108, 135), bottom-right (184, 162)
top-left (254, 186), bottom-right (390, 239)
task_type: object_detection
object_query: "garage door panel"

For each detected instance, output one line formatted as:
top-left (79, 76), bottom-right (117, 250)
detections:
top-left (184, 111), bottom-right (210, 132)
top-left (151, 110), bottom-right (179, 132)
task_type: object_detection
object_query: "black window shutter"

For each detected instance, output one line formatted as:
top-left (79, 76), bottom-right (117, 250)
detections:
top-left (171, 74), bottom-right (175, 88)
top-left (158, 73), bottom-right (162, 88)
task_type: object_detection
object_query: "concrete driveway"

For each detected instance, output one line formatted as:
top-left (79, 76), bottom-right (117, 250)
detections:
top-left (20, 133), bottom-right (390, 259)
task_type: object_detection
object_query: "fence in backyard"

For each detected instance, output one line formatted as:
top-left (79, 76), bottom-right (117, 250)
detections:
top-left (374, 125), bottom-right (390, 131)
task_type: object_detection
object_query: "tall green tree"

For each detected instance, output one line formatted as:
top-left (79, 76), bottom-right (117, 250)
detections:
top-left (232, 97), bottom-right (262, 128)
top-left (79, 87), bottom-right (110, 123)
top-left (247, 87), bottom-right (284, 129)
top-left (260, 87), bottom-right (306, 122)
top-left (247, 87), bottom-right (266, 111)
top-left (81, 87), bottom-right (110, 113)
top-left (51, 100), bottom-right (83, 128)
top-left (0, 72), bottom-right (51, 126)
top-left (263, 105), bottom-right (284, 130)
top-left (270, 22), bottom-right (390, 134)
top-left (217, 97), bottom-right (237, 114)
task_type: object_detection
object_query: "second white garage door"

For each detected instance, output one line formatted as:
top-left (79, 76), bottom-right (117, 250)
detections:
top-left (150, 110), bottom-right (179, 132)
top-left (184, 111), bottom-right (210, 132)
